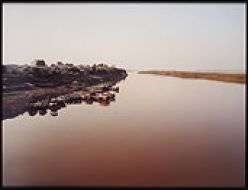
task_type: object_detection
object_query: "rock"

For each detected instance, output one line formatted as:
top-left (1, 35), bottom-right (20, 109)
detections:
top-left (102, 86), bottom-right (111, 91)
top-left (112, 86), bottom-right (119, 93)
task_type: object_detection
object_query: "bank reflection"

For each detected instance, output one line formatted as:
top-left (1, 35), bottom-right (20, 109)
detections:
top-left (27, 87), bottom-right (118, 117)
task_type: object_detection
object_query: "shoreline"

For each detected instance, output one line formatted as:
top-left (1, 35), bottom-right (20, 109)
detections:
top-left (2, 61), bottom-right (128, 120)
top-left (138, 70), bottom-right (246, 84)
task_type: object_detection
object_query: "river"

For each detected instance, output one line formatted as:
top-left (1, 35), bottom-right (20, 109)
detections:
top-left (2, 73), bottom-right (245, 187)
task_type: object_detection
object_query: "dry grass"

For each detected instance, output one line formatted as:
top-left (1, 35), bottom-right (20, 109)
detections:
top-left (138, 70), bottom-right (246, 84)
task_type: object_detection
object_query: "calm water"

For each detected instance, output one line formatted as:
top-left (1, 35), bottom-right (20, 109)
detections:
top-left (3, 73), bottom-right (245, 187)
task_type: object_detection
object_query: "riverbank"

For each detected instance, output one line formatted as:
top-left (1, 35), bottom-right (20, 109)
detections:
top-left (138, 70), bottom-right (246, 84)
top-left (2, 60), bottom-right (127, 120)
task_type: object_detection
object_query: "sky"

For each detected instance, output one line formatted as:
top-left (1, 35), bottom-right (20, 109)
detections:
top-left (3, 3), bottom-right (246, 71)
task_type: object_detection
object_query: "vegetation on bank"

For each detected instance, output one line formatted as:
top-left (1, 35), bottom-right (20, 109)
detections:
top-left (3, 59), bottom-right (127, 91)
top-left (138, 70), bottom-right (246, 84)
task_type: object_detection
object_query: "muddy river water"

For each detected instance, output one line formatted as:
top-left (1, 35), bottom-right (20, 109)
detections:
top-left (2, 73), bottom-right (245, 187)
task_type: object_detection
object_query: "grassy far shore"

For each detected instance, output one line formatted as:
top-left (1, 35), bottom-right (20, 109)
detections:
top-left (138, 70), bottom-right (246, 84)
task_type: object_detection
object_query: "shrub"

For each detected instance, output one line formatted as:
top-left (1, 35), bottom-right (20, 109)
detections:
top-left (35, 59), bottom-right (46, 67)
top-left (57, 61), bottom-right (63, 65)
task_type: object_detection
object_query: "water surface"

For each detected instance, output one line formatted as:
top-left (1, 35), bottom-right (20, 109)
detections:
top-left (3, 73), bottom-right (245, 187)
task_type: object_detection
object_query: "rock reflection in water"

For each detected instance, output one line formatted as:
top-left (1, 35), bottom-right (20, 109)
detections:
top-left (99, 100), bottom-right (110, 106)
top-left (85, 99), bottom-right (94, 105)
top-left (38, 109), bottom-right (47, 116)
top-left (26, 86), bottom-right (119, 117)
top-left (50, 111), bottom-right (58, 116)
top-left (28, 109), bottom-right (38, 116)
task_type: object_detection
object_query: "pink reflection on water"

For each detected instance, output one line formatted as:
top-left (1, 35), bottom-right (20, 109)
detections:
top-left (3, 73), bottom-right (245, 187)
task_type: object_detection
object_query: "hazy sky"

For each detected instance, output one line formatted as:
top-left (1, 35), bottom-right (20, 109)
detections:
top-left (3, 3), bottom-right (246, 71)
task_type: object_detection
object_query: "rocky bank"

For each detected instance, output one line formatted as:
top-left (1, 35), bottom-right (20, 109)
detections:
top-left (2, 60), bottom-right (128, 120)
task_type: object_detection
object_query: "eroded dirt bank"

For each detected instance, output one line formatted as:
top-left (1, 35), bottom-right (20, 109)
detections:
top-left (2, 61), bottom-right (127, 120)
